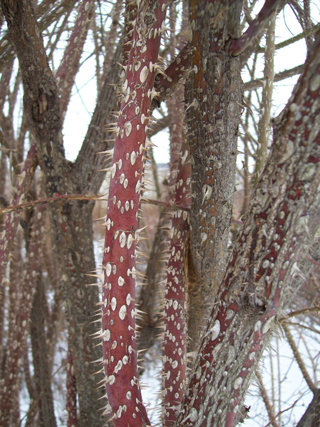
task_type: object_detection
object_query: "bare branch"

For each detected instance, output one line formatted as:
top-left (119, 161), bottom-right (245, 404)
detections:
top-left (1, 0), bottom-right (66, 195)
top-left (230, 0), bottom-right (281, 57)
top-left (282, 322), bottom-right (317, 393)
top-left (252, 11), bottom-right (276, 186)
top-left (258, 23), bottom-right (320, 53)
top-left (55, 0), bottom-right (94, 120)
top-left (256, 370), bottom-right (280, 427)
top-left (244, 64), bottom-right (305, 91)
top-left (0, 193), bottom-right (106, 215)
top-left (176, 29), bottom-right (320, 427)
top-left (0, 144), bottom-right (37, 287)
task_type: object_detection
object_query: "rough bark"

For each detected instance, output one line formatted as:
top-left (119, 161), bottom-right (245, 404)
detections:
top-left (185, 0), bottom-right (243, 350)
top-left (296, 389), bottom-right (320, 427)
top-left (100, 0), bottom-right (168, 424)
top-left (162, 12), bottom-right (190, 417)
top-left (0, 207), bottom-right (42, 425)
top-left (175, 28), bottom-right (320, 427)
top-left (30, 273), bottom-right (57, 427)
top-left (0, 2), bottom-right (109, 425)
top-left (1, 1), bottom-right (319, 426)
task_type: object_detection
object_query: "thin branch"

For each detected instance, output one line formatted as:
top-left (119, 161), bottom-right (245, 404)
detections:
top-left (230, 0), bottom-right (281, 56)
top-left (55, 0), bottom-right (94, 120)
top-left (244, 64), bottom-right (304, 91)
top-left (282, 306), bottom-right (320, 319)
top-left (252, 10), bottom-right (276, 186)
top-left (0, 193), bottom-right (107, 215)
top-left (283, 321), bottom-right (320, 336)
top-left (264, 399), bottom-right (299, 427)
top-left (256, 370), bottom-right (280, 427)
top-left (258, 22), bottom-right (320, 53)
top-left (282, 322), bottom-right (317, 393)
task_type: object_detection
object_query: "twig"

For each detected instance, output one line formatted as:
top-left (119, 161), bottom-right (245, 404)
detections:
top-left (264, 399), bottom-right (299, 427)
top-left (258, 23), bottom-right (320, 53)
top-left (282, 321), bottom-right (320, 336)
top-left (307, 253), bottom-right (320, 267)
top-left (256, 370), bottom-right (280, 427)
top-left (281, 306), bottom-right (320, 319)
top-left (282, 322), bottom-right (317, 393)
top-left (230, 0), bottom-right (281, 56)
top-left (244, 64), bottom-right (304, 92)
top-left (0, 193), bottom-right (107, 215)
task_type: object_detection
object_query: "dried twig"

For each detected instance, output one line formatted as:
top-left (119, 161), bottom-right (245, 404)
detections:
top-left (0, 193), bottom-right (107, 216)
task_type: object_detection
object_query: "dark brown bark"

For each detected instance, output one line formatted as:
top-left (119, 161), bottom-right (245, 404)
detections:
top-left (30, 273), bottom-right (57, 427)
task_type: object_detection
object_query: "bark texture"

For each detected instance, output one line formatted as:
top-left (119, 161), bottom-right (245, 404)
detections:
top-left (1, 1), bottom-right (320, 427)
top-left (186, 0), bottom-right (243, 350)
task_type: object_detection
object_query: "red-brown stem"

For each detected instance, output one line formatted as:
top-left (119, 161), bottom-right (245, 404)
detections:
top-left (123, 0), bottom-right (138, 64)
top-left (229, 0), bottom-right (281, 56)
top-left (163, 125), bottom-right (191, 424)
top-left (0, 193), bottom-right (104, 215)
top-left (101, 1), bottom-right (168, 425)
top-left (100, 0), bottom-right (123, 89)
top-left (66, 343), bottom-right (78, 427)
top-left (0, 206), bottom-right (43, 425)
top-left (0, 144), bottom-right (37, 287)
top-left (307, 253), bottom-right (320, 267)
top-left (162, 6), bottom-right (190, 421)
top-left (155, 43), bottom-right (193, 104)
top-left (55, 0), bottom-right (94, 120)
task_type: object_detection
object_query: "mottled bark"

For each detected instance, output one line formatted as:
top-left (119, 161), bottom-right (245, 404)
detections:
top-left (162, 6), bottom-right (190, 417)
top-left (66, 344), bottom-right (78, 427)
top-left (186, 0), bottom-right (243, 350)
top-left (0, 2), bottom-right (110, 425)
top-left (0, 207), bottom-right (42, 425)
top-left (230, 0), bottom-right (281, 57)
top-left (1, 1), bottom-right (319, 426)
top-left (175, 29), bottom-right (320, 427)
top-left (101, 0), bottom-right (168, 424)
top-left (136, 209), bottom-right (168, 361)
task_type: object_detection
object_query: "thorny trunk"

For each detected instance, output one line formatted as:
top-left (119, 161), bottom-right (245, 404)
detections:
top-left (186, 0), bottom-right (243, 350)
top-left (0, 1), bottom-right (119, 425)
top-left (176, 27), bottom-right (320, 427)
top-left (1, 1), bottom-right (320, 427)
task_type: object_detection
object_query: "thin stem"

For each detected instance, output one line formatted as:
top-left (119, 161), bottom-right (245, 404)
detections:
top-left (255, 370), bottom-right (280, 427)
top-left (282, 322), bottom-right (316, 393)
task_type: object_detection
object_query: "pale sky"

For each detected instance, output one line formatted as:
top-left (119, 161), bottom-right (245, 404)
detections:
top-left (62, 3), bottom-right (317, 166)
